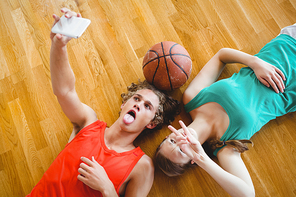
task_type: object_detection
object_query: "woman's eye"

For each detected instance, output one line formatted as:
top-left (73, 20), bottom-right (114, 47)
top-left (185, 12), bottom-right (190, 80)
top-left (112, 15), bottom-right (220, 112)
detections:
top-left (170, 139), bottom-right (175, 144)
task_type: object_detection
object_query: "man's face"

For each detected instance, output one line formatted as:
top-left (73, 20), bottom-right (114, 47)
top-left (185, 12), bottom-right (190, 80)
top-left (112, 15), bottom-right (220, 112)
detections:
top-left (120, 89), bottom-right (160, 132)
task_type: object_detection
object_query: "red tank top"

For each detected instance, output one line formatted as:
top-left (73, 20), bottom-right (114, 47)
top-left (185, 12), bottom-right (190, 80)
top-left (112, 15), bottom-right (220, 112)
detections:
top-left (27, 120), bottom-right (145, 197)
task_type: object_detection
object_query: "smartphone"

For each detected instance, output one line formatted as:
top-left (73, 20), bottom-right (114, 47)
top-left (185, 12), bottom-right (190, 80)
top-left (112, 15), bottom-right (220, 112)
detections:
top-left (51, 15), bottom-right (91, 38)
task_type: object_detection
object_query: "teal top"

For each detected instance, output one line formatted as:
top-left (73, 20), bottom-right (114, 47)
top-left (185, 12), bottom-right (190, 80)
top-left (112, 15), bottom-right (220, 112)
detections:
top-left (184, 34), bottom-right (296, 156)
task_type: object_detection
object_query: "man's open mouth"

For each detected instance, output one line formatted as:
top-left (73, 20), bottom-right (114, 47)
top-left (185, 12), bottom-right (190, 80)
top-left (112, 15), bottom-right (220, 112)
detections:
top-left (123, 110), bottom-right (136, 124)
top-left (128, 110), bottom-right (136, 118)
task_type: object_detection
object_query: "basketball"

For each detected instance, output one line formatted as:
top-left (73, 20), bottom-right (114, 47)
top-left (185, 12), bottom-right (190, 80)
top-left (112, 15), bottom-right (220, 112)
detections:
top-left (142, 41), bottom-right (192, 91)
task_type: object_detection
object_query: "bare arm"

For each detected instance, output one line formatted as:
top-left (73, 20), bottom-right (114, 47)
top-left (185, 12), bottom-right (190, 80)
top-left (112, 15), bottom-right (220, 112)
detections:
top-left (215, 146), bottom-right (255, 197)
top-left (124, 155), bottom-right (154, 197)
top-left (50, 9), bottom-right (97, 132)
top-left (192, 146), bottom-right (255, 197)
top-left (183, 48), bottom-right (286, 104)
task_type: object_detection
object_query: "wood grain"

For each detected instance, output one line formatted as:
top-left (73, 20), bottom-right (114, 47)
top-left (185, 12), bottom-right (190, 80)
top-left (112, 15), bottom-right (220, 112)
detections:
top-left (0, 0), bottom-right (295, 196)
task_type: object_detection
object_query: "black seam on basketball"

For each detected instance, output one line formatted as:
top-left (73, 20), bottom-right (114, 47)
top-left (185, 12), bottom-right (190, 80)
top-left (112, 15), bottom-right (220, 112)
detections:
top-left (143, 53), bottom-right (190, 69)
top-left (169, 44), bottom-right (190, 79)
top-left (151, 52), bottom-right (160, 87)
top-left (142, 50), bottom-right (159, 69)
top-left (170, 53), bottom-right (191, 59)
top-left (161, 42), bottom-right (173, 91)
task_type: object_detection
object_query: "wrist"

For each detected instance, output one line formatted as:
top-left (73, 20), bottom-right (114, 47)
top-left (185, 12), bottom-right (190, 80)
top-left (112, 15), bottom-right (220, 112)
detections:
top-left (101, 181), bottom-right (117, 197)
top-left (194, 152), bottom-right (212, 169)
top-left (51, 34), bottom-right (71, 48)
top-left (246, 55), bottom-right (260, 70)
top-left (50, 41), bottom-right (67, 57)
top-left (51, 39), bottom-right (67, 49)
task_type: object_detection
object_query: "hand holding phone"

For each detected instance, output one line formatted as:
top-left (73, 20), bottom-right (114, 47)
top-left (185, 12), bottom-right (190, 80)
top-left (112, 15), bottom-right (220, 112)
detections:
top-left (51, 15), bottom-right (91, 39)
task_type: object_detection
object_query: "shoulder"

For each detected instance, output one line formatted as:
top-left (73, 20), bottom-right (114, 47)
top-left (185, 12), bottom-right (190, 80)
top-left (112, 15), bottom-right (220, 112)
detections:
top-left (216, 146), bottom-right (248, 177)
top-left (122, 154), bottom-right (154, 196)
top-left (133, 154), bottom-right (154, 177)
top-left (216, 145), bottom-right (240, 158)
top-left (128, 154), bottom-right (154, 184)
top-left (69, 118), bottom-right (103, 142)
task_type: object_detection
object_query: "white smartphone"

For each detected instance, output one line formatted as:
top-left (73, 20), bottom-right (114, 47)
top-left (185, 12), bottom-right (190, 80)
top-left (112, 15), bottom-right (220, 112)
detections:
top-left (51, 15), bottom-right (91, 38)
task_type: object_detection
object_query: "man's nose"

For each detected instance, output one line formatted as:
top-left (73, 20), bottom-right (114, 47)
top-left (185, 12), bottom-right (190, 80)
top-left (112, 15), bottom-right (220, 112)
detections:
top-left (133, 104), bottom-right (140, 111)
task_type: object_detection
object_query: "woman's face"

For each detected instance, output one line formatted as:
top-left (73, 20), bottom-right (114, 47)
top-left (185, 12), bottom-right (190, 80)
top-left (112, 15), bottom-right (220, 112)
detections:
top-left (158, 132), bottom-right (192, 165)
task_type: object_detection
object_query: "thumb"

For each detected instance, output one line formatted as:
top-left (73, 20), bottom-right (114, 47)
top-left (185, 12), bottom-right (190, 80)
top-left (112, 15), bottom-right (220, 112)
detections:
top-left (54, 33), bottom-right (63, 40)
top-left (92, 156), bottom-right (98, 164)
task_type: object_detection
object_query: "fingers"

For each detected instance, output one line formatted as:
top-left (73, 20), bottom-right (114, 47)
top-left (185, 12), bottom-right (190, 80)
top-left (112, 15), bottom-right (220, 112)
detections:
top-left (78, 157), bottom-right (97, 179)
top-left (92, 156), bottom-right (99, 165)
top-left (61, 7), bottom-right (81, 18)
top-left (81, 157), bottom-right (93, 166)
top-left (275, 67), bottom-right (286, 81)
top-left (176, 139), bottom-right (189, 147)
top-left (179, 121), bottom-right (192, 137)
top-left (258, 77), bottom-right (270, 88)
top-left (77, 174), bottom-right (87, 182)
top-left (79, 162), bottom-right (91, 174)
top-left (79, 157), bottom-right (93, 174)
top-left (259, 66), bottom-right (286, 93)
top-left (274, 67), bottom-right (285, 92)
top-left (168, 125), bottom-right (185, 138)
top-left (52, 14), bottom-right (60, 25)
top-left (168, 125), bottom-right (178, 134)
top-left (268, 77), bottom-right (280, 93)
top-left (267, 68), bottom-right (285, 93)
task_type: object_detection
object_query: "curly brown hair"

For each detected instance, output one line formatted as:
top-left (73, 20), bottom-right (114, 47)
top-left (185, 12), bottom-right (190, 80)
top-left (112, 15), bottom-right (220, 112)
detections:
top-left (121, 80), bottom-right (180, 130)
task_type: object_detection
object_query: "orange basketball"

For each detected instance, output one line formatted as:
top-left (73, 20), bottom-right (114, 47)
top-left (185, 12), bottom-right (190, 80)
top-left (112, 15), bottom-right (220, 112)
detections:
top-left (142, 41), bottom-right (192, 91)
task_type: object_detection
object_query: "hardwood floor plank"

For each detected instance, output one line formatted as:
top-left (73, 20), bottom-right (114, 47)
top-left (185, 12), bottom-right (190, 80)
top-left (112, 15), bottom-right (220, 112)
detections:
top-left (0, 0), bottom-right (295, 196)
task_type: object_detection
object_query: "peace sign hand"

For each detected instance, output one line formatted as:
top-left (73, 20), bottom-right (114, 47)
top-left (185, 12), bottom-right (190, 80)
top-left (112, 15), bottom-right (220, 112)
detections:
top-left (168, 120), bottom-right (208, 165)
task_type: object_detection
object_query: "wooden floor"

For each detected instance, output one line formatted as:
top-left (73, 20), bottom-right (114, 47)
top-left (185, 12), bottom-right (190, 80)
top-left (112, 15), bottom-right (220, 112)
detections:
top-left (0, 0), bottom-right (296, 196)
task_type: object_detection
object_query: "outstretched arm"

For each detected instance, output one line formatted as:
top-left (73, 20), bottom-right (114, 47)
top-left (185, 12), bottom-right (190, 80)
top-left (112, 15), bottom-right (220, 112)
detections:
top-left (170, 121), bottom-right (255, 197)
top-left (50, 8), bottom-right (97, 133)
top-left (183, 48), bottom-right (286, 104)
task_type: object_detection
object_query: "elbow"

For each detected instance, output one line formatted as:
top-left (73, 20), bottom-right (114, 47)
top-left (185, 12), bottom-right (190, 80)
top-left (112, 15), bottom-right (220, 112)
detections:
top-left (217, 47), bottom-right (229, 55)
top-left (52, 81), bottom-right (76, 98)
top-left (52, 88), bottom-right (65, 98)
top-left (53, 87), bottom-right (75, 99)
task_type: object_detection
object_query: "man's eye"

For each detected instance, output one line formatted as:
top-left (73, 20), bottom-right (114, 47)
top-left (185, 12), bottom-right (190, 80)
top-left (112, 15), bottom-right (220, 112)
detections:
top-left (145, 104), bottom-right (151, 110)
top-left (134, 97), bottom-right (139, 101)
